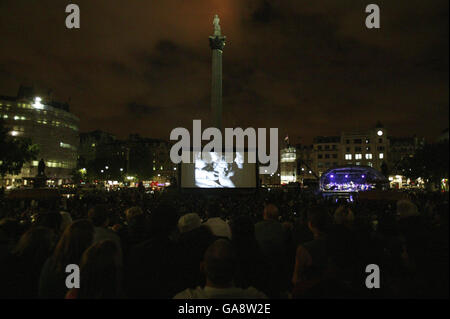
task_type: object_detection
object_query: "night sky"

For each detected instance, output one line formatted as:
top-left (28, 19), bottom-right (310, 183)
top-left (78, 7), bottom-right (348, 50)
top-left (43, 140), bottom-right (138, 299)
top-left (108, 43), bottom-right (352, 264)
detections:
top-left (0, 0), bottom-right (448, 144)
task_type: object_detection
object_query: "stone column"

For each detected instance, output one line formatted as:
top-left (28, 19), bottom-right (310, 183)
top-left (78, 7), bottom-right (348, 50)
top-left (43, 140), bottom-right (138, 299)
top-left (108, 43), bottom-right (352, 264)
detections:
top-left (209, 15), bottom-right (226, 131)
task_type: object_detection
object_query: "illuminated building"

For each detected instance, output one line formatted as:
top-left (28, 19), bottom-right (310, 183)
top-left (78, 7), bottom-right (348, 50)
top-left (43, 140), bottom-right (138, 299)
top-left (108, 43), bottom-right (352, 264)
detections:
top-left (340, 122), bottom-right (388, 172)
top-left (78, 131), bottom-right (175, 184)
top-left (280, 146), bottom-right (297, 184)
top-left (313, 136), bottom-right (341, 176)
top-left (1, 86), bottom-right (79, 186)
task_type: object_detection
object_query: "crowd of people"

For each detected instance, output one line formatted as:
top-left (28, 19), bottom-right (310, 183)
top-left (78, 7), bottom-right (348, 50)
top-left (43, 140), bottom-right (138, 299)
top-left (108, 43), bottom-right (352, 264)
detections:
top-left (0, 187), bottom-right (448, 299)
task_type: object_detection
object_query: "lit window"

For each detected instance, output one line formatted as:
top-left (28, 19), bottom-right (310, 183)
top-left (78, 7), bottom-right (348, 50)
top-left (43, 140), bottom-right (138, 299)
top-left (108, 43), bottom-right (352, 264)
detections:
top-left (60, 142), bottom-right (76, 150)
top-left (365, 153), bottom-right (372, 159)
top-left (379, 153), bottom-right (384, 159)
top-left (345, 154), bottom-right (352, 160)
top-left (355, 154), bottom-right (362, 160)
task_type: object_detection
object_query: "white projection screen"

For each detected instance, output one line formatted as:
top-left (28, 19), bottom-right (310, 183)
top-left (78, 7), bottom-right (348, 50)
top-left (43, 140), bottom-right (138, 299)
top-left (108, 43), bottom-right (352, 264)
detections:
top-left (180, 151), bottom-right (257, 188)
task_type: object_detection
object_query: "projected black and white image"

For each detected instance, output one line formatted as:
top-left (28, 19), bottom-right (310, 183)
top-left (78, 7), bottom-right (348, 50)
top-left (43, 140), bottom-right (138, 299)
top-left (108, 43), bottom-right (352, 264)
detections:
top-left (194, 152), bottom-right (244, 188)
top-left (180, 151), bottom-right (257, 188)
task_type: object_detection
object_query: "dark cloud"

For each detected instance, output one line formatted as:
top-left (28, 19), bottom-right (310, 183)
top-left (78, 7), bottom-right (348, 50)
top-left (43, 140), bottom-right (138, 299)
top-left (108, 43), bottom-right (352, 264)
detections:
top-left (0, 0), bottom-right (447, 143)
top-left (127, 102), bottom-right (162, 117)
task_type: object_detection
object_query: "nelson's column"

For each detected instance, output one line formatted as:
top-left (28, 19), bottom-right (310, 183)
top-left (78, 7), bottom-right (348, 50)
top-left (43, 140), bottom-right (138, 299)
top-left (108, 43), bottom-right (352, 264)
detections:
top-left (209, 14), bottom-right (226, 131)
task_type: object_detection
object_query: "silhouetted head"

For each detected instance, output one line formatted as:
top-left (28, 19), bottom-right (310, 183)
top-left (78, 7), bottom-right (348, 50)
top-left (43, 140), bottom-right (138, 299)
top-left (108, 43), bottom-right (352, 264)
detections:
top-left (125, 207), bottom-right (143, 222)
top-left (88, 205), bottom-right (109, 227)
top-left (78, 240), bottom-right (121, 299)
top-left (13, 226), bottom-right (55, 266)
top-left (263, 204), bottom-right (279, 221)
top-left (307, 207), bottom-right (331, 235)
top-left (0, 218), bottom-right (22, 246)
top-left (202, 239), bottom-right (236, 288)
top-left (205, 202), bottom-right (220, 218)
top-left (230, 215), bottom-right (255, 239)
top-left (148, 202), bottom-right (177, 237)
top-left (53, 219), bottom-right (94, 272)
top-left (36, 211), bottom-right (62, 234)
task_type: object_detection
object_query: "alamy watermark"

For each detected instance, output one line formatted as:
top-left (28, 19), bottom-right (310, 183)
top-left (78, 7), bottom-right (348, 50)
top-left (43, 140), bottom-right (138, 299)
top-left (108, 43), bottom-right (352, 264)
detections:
top-left (169, 120), bottom-right (278, 175)
top-left (65, 4), bottom-right (380, 30)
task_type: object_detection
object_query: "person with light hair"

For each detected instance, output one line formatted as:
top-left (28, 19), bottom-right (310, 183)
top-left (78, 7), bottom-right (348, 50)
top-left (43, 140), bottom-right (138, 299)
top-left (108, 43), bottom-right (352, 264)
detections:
top-left (178, 213), bottom-right (202, 234)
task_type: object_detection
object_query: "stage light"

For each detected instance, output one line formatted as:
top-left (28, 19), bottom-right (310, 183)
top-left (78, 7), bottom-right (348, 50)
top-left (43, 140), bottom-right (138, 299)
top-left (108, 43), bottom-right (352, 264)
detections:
top-left (330, 174), bottom-right (334, 178)
top-left (345, 174), bottom-right (349, 178)
top-left (361, 175), bottom-right (365, 178)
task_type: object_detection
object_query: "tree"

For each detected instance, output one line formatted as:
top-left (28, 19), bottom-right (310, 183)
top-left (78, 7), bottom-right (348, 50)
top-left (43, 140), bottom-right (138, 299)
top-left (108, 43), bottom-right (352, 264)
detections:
top-left (398, 141), bottom-right (449, 190)
top-left (0, 121), bottom-right (39, 185)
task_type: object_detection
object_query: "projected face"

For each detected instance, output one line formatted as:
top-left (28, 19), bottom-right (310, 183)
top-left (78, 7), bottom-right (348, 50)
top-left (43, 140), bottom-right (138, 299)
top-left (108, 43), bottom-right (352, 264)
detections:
top-left (194, 152), bottom-right (243, 188)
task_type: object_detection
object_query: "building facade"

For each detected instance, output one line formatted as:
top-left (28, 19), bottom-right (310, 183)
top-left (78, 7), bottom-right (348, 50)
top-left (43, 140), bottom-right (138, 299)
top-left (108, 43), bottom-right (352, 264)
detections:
top-left (277, 123), bottom-right (394, 185)
top-left (313, 136), bottom-right (341, 176)
top-left (1, 86), bottom-right (79, 186)
top-left (280, 146), bottom-right (297, 184)
top-left (78, 131), bottom-right (175, 185)
top-left (387, 136), bottom-right (425, 174)
top-left (340, 124), bottom-right (389, 172)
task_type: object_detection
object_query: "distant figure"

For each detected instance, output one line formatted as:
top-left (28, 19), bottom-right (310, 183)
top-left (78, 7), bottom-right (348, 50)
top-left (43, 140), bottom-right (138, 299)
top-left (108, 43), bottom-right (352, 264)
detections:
top-left (38, 159), bottom-right (46, 176)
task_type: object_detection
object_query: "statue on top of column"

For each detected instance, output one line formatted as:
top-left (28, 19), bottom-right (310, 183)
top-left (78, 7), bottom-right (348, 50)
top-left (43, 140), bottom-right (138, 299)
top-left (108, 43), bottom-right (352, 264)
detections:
top-left (213, 14), bottom-right (221, 36)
